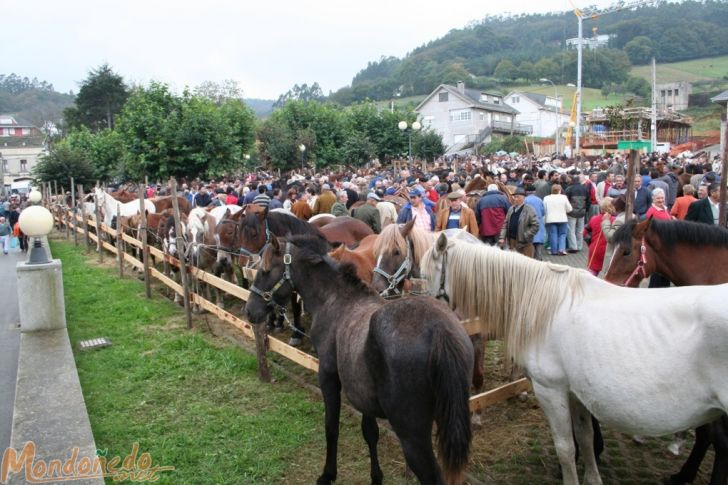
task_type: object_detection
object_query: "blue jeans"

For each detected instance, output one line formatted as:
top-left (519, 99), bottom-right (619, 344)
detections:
top-left (547, 222), bottom-right (568, 254)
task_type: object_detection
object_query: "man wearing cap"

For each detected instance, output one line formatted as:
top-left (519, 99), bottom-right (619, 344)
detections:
top-left (397, 190), bottom-right (435, 232)
top-left (498, 187), bottom-right (539, 258)
top-left (435, 190), bottom-right (478, 236)
top-left (352, 192), bottom-right (382, 233)
top-left (330, 190), bottom-right (349, 217)
top-left (475, 184), bottom-right (510, 245)
top-left (312, 183), bottom-right (336, 215)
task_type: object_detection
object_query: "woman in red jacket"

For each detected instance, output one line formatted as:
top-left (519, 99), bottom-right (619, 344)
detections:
top-left (584, 197), bottom-right (614, 276)
top-left (645, 188), bottom-right (673, 221)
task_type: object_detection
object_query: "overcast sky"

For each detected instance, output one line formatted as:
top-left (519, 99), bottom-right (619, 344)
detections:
top-left (4, 0), bottom-right (627, 100)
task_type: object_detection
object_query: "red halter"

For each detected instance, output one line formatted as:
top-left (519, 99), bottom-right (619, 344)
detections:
top-left (623, 237), bottom-right (648, 287)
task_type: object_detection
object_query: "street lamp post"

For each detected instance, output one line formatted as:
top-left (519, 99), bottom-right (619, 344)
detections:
top-left (398, 120), bottom-right (421, 167)
top-left (299, 144), bottom-right (306, 172)
top-left (539, 78), bottom-right (560, 154)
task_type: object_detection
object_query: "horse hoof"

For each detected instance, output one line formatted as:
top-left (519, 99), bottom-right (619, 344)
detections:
top-left (288, 337), bottom-right (303, 347)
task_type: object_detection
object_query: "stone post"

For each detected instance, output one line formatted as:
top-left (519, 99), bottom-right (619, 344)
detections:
top-left (16, 259), bottom-right (66, 332)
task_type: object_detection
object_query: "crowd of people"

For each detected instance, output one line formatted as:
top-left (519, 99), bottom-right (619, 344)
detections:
top-left (121, 151), bottom-right (721, 279)
top-left (0, 193), bottom-right (29, 254)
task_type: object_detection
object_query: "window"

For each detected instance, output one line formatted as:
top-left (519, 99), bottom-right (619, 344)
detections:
top-left (449, 109), bottom-right (471, 122)
top-left (423, 116), bottom-right (434, 128)
top-left (661, 90), bottom-right (666, 98)
top-left (20, 159), bottom-right (27, 172)
top-left (674, 89), bottom-right (679, 97)
top-left (480, 94), bottom-right (489, 102)
top-left (479, 112), bottom-right (486, 121)
top-left (21, 128), bottom-right (30, 136)
top-left (512, 96), bottom-right (519, 103)
top-left (493, 98), bottom-right (500, 105)
top-left (438, 92), bottom-right (449, 102)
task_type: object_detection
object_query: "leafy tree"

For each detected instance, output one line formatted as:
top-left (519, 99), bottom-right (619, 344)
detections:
top-left (494, 59), bottom-right (518, 81)
top-left (413, 130), bottom-right (445, 163)
top-left (63, 64), bottom-right (129, 132)
top-left (341, 131), bottom-right (376, 166)
top-left (518, 61), bottom-right (536, 83)
top-left (273, 83), bottom-right (325, 108)
top-left (32, 140), bottom-right (95, 190)
top-left (193, 80), bottom-right (244, 105)
top-left (624, 36), bottom-right (655, 65)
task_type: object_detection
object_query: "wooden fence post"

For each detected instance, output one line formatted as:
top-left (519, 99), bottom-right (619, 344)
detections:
top-left (94, 197), bottom-right (103, 264)
top-left (139, 183), bottom-right (152, 298)
top-left (79, 185), bottom-right (90, 253)
top-left (720, 124), bottom-right (728, 227)
top-left (170, 178), bottom-right (193, 329)
top-left (70, 178), bottom-right (77, 244)
top-left (117, 203), bottom-right (124, 278)
top-left (624, 149), bottom-right (639, 222)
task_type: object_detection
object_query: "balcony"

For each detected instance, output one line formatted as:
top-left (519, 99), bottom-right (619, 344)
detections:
top-left (491, 120), bottom-right (533, 135)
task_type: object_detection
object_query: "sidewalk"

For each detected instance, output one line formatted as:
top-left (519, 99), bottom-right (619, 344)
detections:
top-left (0, 249), bottom-right (25, 454)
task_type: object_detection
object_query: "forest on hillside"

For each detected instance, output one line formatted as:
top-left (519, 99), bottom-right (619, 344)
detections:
top-left (330, 0), bottom-right (728, 104)
top-left (0, 74), bottom-right (74, 128)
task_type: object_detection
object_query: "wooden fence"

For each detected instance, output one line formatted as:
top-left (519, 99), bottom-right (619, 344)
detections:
top-left (53, 205), bottom-right (529, 412)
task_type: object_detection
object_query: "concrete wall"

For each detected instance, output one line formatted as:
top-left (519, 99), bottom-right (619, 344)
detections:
top-left (657, 81), bottom-right (691, 111)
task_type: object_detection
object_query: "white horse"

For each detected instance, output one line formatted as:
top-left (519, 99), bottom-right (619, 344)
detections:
top-left (208, 204), bottom-right (242, 224)
top-left (421, 233), bottom-right (728, 485)
top-left (93, 187), bottom-right (155, 227)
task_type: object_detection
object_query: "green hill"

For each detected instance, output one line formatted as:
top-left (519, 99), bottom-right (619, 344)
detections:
top-left (331, 1), bottom-right (728, 106)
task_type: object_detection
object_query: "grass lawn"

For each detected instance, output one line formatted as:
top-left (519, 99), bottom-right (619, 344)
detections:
top-left (51, 238), bottom-right (412, 484)
top-left (631, 55), bottom-right (728, 84)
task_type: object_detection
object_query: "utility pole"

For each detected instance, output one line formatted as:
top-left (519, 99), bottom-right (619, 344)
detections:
top-left (651, 57), bottom-right (657, 151)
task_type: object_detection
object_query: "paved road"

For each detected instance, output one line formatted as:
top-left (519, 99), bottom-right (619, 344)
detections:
top-left (0, 249), bottom-right (25, 454)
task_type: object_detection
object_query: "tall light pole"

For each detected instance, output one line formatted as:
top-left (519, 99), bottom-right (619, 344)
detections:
top-left (299, 144), bottom-right (306, 172)
top-left (398, 120), bottom-right (421, 166)
top-left (539, 78), bottom-right (560, 154)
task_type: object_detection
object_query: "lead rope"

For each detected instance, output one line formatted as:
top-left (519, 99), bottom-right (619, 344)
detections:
top-left (623, 237), bottom-right (648, 286)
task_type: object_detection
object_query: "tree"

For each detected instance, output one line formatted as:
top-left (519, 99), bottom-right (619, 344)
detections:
top-left (273, 83), bottom-right (325, 108)
top-left (413, 130), bottom-right (445, 163)
top-left (624, 36), bottom-right (655, 65)
top-left (193, 80), bottom-right (244, 105)
top-left (63, 64), bottom-right (129, 132)
top-left (32, 140), bottom-right (95, 190)
top-left (494, 59), bottom-right (518, 81)
top-left (341, 131), bottom-right (376, 166)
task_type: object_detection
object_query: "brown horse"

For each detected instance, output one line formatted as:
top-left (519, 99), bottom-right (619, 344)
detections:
top-left (110, 189), bottom-right (137, 204)
top-left (604, 217), bottom-right (728, 484)
top-left (319, 216), bottom-right (374, 247)
top-left (605, 218), bottom-right (728, 287)
top-left (151, 196), bottom-right (191, 215)
top-left (328, 234), bottom-right (377, 284)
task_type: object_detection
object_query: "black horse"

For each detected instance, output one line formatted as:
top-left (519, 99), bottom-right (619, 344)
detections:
top-left (245, 235), bottom-right (473, 484)
top-left (218, 207), bottom-right (328, 346)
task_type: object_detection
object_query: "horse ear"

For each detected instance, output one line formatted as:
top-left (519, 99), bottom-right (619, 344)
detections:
top-left (633, 217), bottom-right (651, 237)
top-left (270, 236), bottom-right (281, 253)
top-left (436, 233), bottom-right (448, 253)
top-left (145, 209), bottom-right (149, 217)
top-left (403, 217), bottom-right (415, 235)
top-left (223, 208), bottom-right (231, 218)
top-left (256, 207), bottom-right (268, 221)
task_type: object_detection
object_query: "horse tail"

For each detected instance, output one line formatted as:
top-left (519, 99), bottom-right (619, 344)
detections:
top-left (430, 324), bottom-right (472, 484)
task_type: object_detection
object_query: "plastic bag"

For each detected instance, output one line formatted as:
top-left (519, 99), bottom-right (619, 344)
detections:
top-left (10, 237), bottom-right (18, 249)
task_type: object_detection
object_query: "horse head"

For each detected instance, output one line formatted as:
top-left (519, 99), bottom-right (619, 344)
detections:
top-left (604, 218), bottom-right (657, 287)
top-left (245, 236), bottom-right (296, 325)
top-left (238, 207), bottom-right (272, 259)
top-left (371, 219), bottom-right (420, 297)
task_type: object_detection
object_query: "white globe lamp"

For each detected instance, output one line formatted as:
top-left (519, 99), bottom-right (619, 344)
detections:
top-left (19, 205), bottom-right (54, 264)
top-left (28, 189), bottom-right (42, 204)
top-left (412, 121), bottom-right (422, 131)
top-left (398, 121), bottom-right (408, 131)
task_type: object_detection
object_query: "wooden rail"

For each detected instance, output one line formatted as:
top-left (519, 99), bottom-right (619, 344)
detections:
top-left (55, 208), bottom-right (528, 410)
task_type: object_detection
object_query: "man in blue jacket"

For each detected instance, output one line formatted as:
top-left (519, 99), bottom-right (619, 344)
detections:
top-left (397, 190), bottom-right (435, 232)
top-left (632, 176), bottom-right (652, 220)
top-left (524, 184), bottom-right (545, 260)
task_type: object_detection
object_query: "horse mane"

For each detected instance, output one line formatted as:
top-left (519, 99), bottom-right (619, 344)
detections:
top-left (422, 240), bottom-right (582, 364)
top-left (287, 235), bottom-right (378, 296)
top-left (615, 218), bottom-right (728, 249)
top-left (373, 223), bottom-right (434, 266)
top-left (651, 219), bottom-right (728, 248)
top-left (265, 211), bottom-right (325, 239)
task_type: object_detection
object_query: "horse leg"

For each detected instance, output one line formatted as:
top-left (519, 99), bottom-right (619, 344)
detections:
top-left (288, 292), bottom-right (304, 347)
top-left (709, 416), bottom-right (728, 485)
top-left (361, 415), bottom-right (384, 485)
top-left (470, 333), bottom-right (485, 392)
top-left (533, 382), bottom-right (579, 485)
top-left (387, 415), bottom-right (442, 484)
top-left (317, 372), bottom-right (342, 485)
top-left (668, 424), bottom-right (711, 484)
top-left (570, 397), bottom-right (602, 485)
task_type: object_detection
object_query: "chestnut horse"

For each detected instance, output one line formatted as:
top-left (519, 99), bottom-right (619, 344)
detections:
top-left (605, 217), bottom-right (728, 484)
top-left (328, 234), bottom-right (377, 284)
top-left (152, 196), bottom-right (191, 215)
top-left (318, 216), bottom-right (374, 247)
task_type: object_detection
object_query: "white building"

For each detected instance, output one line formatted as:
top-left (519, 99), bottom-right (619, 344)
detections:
top-left (565, 34), bottom-right (611, 50)
top-left (503, 92), bottom-right (570, 138)
top-left (415, 81), bottom-right (531, 154)
top-left (0, 115), bottom-right (46, 192)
